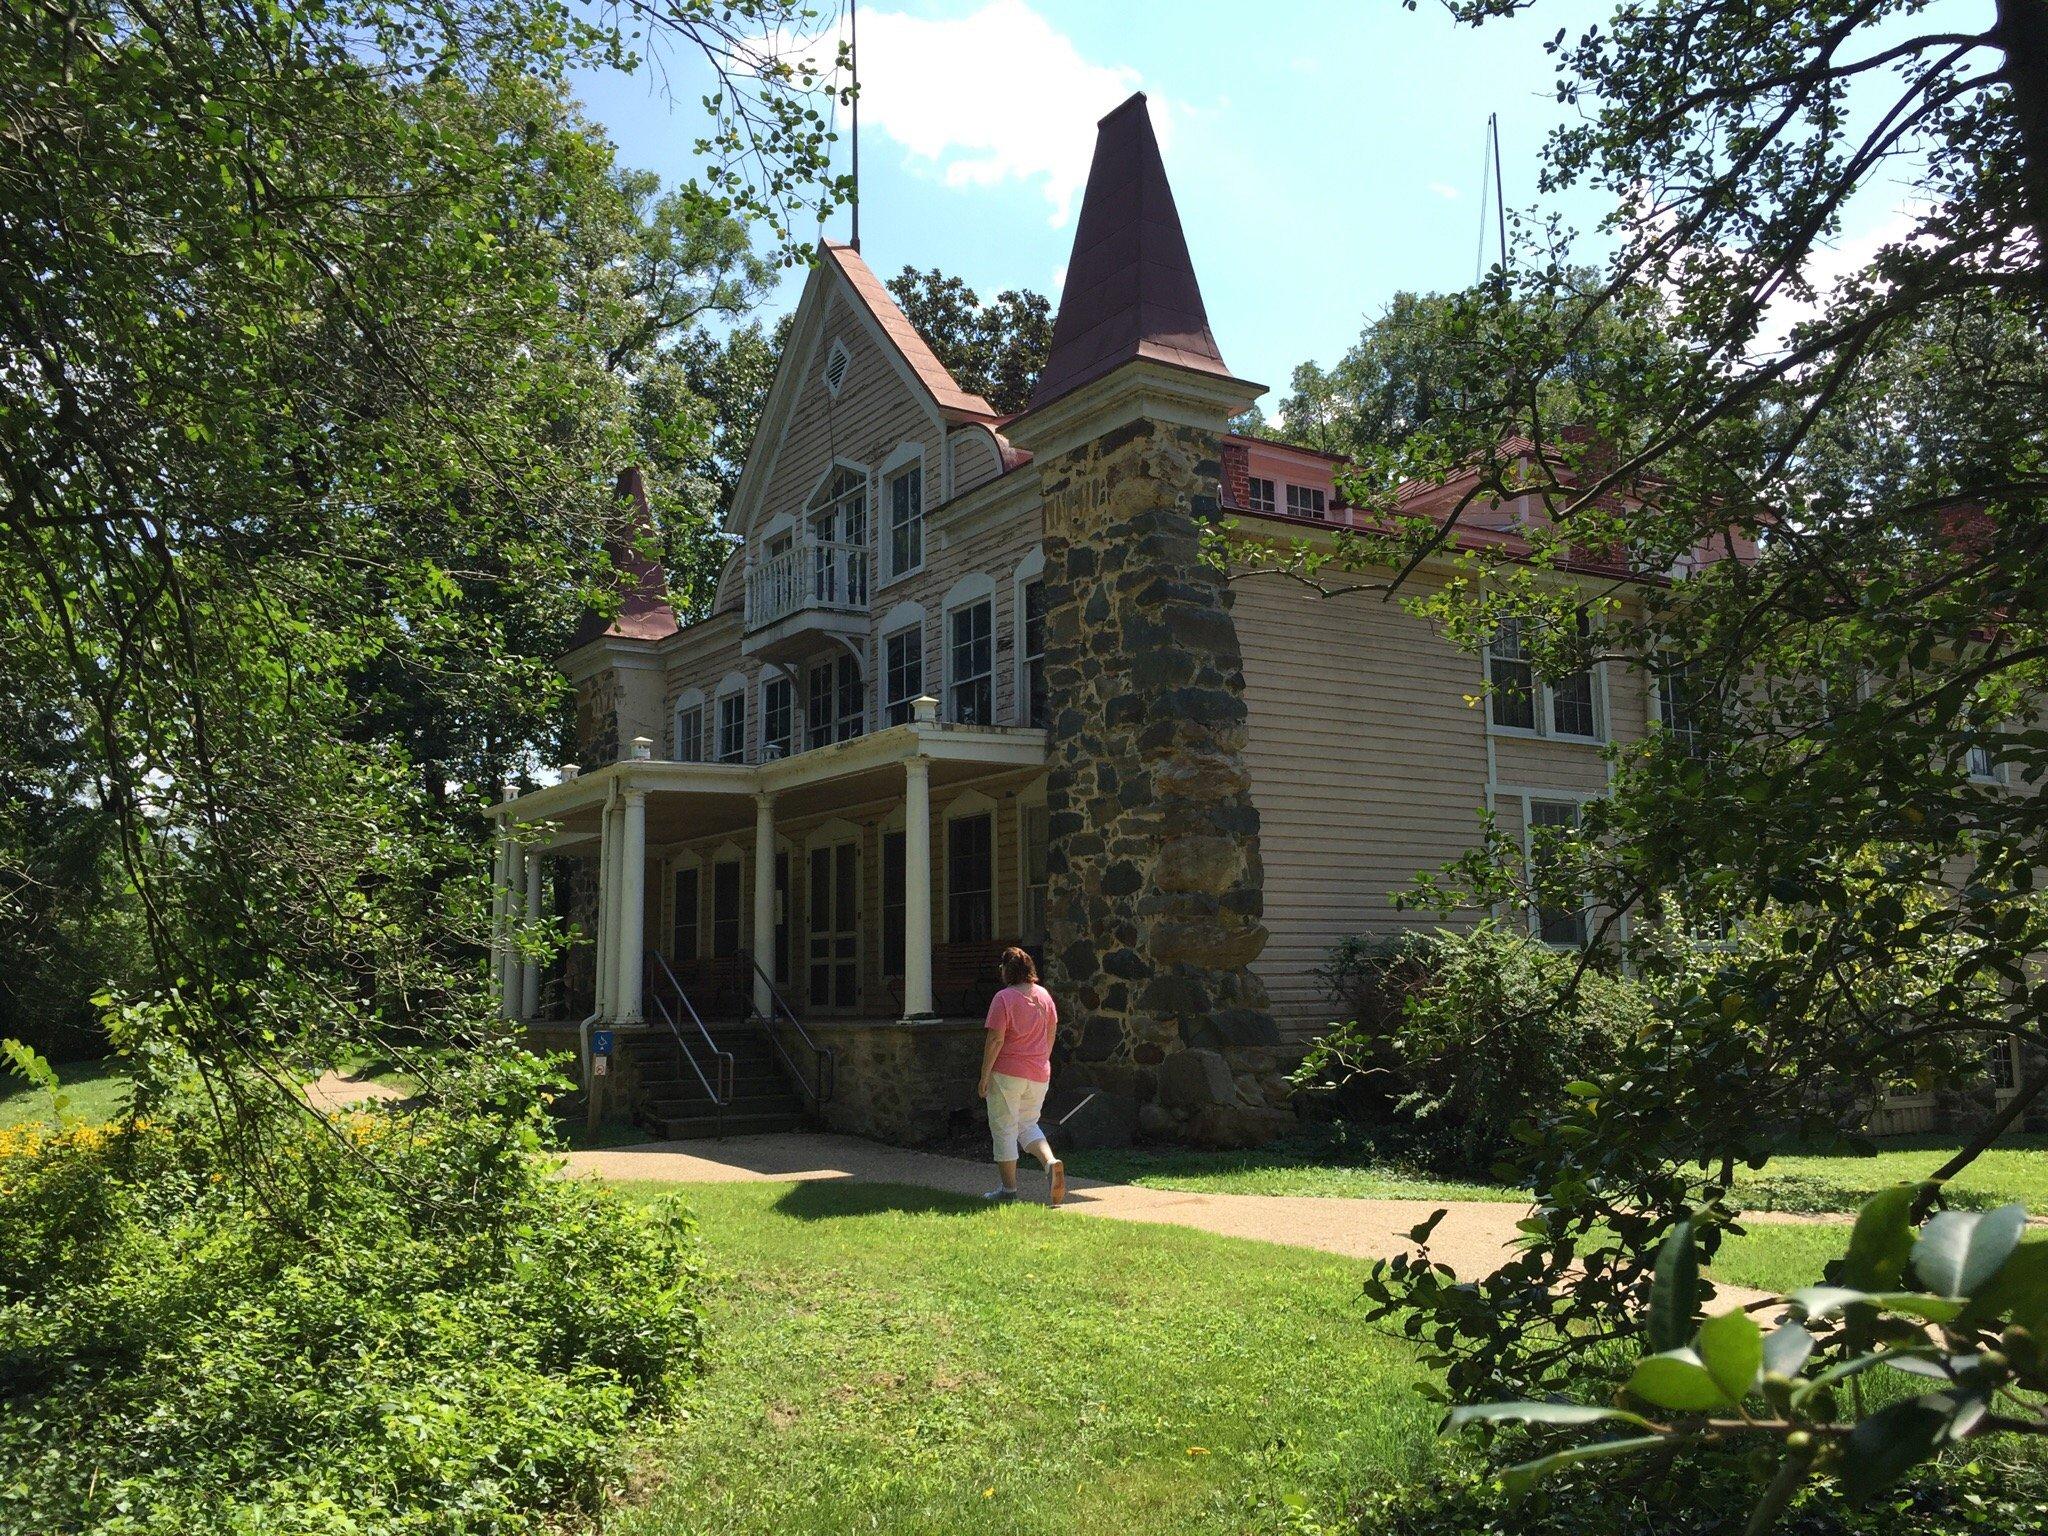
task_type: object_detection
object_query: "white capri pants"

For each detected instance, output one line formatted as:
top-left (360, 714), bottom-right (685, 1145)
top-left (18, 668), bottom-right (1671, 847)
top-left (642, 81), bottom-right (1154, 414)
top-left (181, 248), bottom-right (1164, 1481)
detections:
top-left (986, 1071), bottom-right (1049, 1160)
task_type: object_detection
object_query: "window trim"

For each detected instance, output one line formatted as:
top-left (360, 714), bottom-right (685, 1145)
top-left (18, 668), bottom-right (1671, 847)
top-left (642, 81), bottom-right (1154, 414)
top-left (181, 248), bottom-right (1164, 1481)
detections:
top-left (1284, 482), bottom-right (1327, 520)
top-left (672, 688), bottom-right (706, 763)
top-left (1012, 547), bottom-right (1047, 729)
top-left (1514, 789), bottom-right (1599, 949)
top-left (941, 572), bottom-right (997, 727)
top-left (879, 441), bottom-right (928, 586)
top-left (1486, 614), bottom-right (1606, 745)
top-left (760, 668), bottom-right (795, 760)
top-left (1245, 476), bottom-right (1276, 515)
top-left (881, 615), bottom-right (925, 727)
top-left (941, 792), bottom-right (999, 944)
top-left (713, 670), bottom-right (748, 765)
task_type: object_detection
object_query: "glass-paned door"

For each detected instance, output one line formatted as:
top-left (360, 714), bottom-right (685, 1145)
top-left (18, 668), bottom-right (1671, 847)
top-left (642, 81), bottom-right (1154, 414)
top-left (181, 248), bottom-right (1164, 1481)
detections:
top-left (710, 860), bottom-right (742, 958)
top-left (806, 840), bottom-right (860, 1011)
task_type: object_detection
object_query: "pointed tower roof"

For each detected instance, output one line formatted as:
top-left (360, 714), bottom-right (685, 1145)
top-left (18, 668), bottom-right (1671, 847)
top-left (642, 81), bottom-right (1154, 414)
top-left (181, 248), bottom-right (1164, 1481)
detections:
top-left (1027, 94), bottom-right (1233, 413)
top-left (567, 468), bottom-right (679, 651)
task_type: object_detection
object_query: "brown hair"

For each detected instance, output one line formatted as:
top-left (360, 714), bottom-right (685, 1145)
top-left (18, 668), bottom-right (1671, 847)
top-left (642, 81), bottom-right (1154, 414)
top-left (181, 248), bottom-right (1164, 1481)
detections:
top-left (1000, 945), bottom-right (1038, 987)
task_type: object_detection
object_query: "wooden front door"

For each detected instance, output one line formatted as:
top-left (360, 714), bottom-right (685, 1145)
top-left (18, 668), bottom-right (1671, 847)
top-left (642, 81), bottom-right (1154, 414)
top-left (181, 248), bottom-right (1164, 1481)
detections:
top-left (806, 840), bottom-right (860, 1011)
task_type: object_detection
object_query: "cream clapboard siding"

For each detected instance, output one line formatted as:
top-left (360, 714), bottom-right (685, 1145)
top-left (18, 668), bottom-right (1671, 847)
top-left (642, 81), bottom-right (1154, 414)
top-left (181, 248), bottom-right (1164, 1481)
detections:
top-left (1234, 568), bottom-right (1662, 1044)
top-left (948, 424), bottom-right (1004, 497)
top-left (1234, 570), bottom-right (1493, 1043)
top-left (748, 289), bottom-right (939, 544)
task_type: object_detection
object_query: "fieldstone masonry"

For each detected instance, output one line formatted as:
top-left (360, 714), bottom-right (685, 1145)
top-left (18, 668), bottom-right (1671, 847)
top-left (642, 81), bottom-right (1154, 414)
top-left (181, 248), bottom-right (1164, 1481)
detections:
top-left (1037, 415), bottom-right (1295, 1147)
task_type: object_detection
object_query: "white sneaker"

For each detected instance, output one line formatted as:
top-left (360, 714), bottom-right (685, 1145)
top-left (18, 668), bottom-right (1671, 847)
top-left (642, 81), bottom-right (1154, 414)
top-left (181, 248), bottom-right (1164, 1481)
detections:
top-left (982, 1187), bottom-right (1017, 1202)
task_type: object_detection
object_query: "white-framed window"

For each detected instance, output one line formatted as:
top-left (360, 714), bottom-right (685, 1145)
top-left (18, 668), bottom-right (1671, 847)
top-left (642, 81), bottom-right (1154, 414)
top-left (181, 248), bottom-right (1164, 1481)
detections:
top-left (673, 690), bottom-right (705, 762)
top-left (761, 672), bottom-right (794, 759)
top-left (944, 799), bottom-right (996, 943)
top-left (1488, 615), bottom-right (1602, 741)
top-left (1285, 483), bottom-right (1327, 520)
top-left (1966, 742), bottom-right (2001, 783)
top-left (883, 623), bottom-right (923, 725)
top-left (822, 337), bottom-right (852, 396)
top-left (1989, 1035), bottom-right (2019, 1092)
top-left (1021, 580), bottom-right (1047, 728)
top-left (807, 463), bottom-right (868, 606)
top-left (806, 653), bottom-right (864, 749)
top-left (887, 462), bottom-right (924, 579)
top-left (1525, 797), bottom-right (1587, 947)
top-left (1019, 800), bottom-right (1049, 945)
top-left (1246, 476), bottom-right (1276, 514)
top-left (948, 599), bottom-right (994, 725)
top-left (717, 690), bottom-right (746, 763)
top-left (1487, 620), bottom-right (1537, 732)
top-left (1655, 653), bottom-right (1705, 756)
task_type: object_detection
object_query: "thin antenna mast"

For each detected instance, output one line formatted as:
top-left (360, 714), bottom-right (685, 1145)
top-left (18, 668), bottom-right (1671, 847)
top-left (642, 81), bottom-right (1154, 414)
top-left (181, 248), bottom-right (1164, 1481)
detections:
top-left (849, 0), bottom-right (861, 252)
top-left (1474, 119), bottom-right (1492, 283)
top-left (1490, 111), bottom-right (1508, 274)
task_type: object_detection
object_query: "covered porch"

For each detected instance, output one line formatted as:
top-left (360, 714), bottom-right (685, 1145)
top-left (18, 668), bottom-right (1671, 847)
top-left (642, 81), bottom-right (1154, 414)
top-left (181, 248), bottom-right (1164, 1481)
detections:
top-left (486, 698), bottom-right (1048, 1139)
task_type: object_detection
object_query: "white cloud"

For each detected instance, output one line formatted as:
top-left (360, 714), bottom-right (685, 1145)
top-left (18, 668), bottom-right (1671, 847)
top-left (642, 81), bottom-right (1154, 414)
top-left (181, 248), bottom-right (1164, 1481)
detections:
top-left (1428, 181), bottom-right (1460, 201)
top-left (794, 0), bottom-right (1170, 227)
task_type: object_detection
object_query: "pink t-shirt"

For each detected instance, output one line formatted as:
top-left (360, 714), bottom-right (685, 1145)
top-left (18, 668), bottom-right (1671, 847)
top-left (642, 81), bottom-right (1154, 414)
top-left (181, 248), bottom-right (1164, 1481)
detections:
top-left (986, 983), bottom-right (1057, 1083)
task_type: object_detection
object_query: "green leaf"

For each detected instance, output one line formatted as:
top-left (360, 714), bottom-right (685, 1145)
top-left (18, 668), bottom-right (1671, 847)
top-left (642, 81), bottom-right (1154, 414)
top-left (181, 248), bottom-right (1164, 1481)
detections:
top-left (1448, 1402), bottom-right (1655, 1431)
top-left (1627, 1348), bottom-right (1732, 1412)
top-left (1960, 1238), bottom-right (2048, 1335)
top-left (1837, 1394), bottom-right (1955, 1503)
top-left (1695, 1309), bottom-right (1763, 1402)
top-left (1760, 1321), bottom-right (1815, 1381)
top-left (1499, 1435), bottom-right (1670, 1499)
top-left (1789, 1286), bottom-right (1964, 1323)
top-left (1913, 1205), bottom-right (2028, 1297)
top-left (1840, 1183), bottom-right (1919, 1291)
top-left (1648, 1219), bottom-right (1699, 1353)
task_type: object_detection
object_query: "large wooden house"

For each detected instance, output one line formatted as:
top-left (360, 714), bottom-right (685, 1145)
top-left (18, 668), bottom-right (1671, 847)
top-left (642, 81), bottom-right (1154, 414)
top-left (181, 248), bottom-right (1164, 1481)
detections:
top-left (487, 94), bottom-right (1765, 1146)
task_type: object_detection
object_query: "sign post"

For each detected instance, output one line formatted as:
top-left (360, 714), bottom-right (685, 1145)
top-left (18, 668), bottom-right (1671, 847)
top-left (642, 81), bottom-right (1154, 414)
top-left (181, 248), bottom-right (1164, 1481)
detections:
top-left (588, 1029), bottom-right (615, 1130)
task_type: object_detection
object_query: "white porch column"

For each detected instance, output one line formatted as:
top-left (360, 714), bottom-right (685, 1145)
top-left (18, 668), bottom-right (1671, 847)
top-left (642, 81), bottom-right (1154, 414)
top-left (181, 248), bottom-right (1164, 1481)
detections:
top-left (520, 849), bottom-right (543, 1020)
top-left (490, 819), bottom-right (515, 1019)
top-left (593, 801), bottom-right (616, 1019)
top-left (616, 785), bottom-right (648, 1022)
top-left (902, 752), bottom-right (934, 1018)
top-left (752, 792), bottom-right (777, 1018)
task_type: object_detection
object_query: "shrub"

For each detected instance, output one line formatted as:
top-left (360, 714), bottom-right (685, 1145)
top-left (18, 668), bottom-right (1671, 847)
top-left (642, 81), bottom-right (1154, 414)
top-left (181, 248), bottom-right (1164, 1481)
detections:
top-left (1306, 923), bottom-right (1653, 1174)
top-left (0, 1060), bottom-right (702, 1534)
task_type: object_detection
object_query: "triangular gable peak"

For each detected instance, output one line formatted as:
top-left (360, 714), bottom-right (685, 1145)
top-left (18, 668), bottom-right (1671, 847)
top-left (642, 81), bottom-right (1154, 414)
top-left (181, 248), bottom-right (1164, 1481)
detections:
top-left (725, 241), bottom-right (998, 536)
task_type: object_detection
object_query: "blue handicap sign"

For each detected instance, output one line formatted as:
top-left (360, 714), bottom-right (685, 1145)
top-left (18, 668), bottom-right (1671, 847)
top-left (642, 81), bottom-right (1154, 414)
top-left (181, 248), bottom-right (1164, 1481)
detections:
top-left (591, 1029), bottom-right (615, 1057)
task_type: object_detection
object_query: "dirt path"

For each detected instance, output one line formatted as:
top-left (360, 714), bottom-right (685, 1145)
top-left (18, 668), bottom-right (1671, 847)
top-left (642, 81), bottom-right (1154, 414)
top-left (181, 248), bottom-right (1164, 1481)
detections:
top-left (303, 1070), bottom-right (407, 1113)
top-left (564, 1132), bottom-right (1776, 1303)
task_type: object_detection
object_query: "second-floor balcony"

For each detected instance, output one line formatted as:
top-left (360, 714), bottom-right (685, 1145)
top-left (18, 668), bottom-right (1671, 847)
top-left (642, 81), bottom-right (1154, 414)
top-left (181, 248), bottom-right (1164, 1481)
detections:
top-left (742, 540), bottom-right (870, 657)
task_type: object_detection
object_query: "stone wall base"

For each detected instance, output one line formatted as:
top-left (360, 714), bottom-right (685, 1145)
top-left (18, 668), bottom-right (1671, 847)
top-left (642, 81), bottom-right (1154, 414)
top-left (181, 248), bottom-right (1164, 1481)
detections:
top-left (804, 1018), bottom-right (990, 1146)
top-left (1062, 1044), bottom-right (1303, 1149)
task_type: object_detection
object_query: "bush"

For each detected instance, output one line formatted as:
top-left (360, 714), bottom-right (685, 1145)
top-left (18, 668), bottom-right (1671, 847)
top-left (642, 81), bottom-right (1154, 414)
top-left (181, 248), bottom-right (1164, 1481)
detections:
top-left (0, 1061), bottom-right (702, 1534)
top-left (1307, 923), bottom-right (1653, 1174)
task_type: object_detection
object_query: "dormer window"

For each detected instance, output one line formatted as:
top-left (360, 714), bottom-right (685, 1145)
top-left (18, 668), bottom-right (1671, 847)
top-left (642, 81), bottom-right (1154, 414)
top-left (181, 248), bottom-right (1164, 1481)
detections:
top-left (823, 338), bottom-right (851, 396)
top-left (1286, 484), bottom-right (1326, 520)
top-left (1246, 477), bottom-right (1276, 514)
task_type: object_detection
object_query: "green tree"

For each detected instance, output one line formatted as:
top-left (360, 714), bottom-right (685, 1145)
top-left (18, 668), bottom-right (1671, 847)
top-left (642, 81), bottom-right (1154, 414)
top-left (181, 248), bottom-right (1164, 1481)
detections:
top-left (1237, 0), bottom-right (2048, 1520)
top-left (884, 266), bottom-right (1054, 414)
top-left (0, 0), bottom-right (842, 1142)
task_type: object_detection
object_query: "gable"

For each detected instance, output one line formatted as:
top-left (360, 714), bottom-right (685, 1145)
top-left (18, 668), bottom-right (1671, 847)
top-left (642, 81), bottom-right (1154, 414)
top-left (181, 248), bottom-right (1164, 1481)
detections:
top-left (745, 286), bottom-right (940, 543)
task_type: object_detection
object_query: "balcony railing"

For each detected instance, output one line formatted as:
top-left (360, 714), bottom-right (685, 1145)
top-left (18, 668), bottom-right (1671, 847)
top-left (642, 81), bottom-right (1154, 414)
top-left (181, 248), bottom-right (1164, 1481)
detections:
top-left (745, 541), bottom-right (869, 631)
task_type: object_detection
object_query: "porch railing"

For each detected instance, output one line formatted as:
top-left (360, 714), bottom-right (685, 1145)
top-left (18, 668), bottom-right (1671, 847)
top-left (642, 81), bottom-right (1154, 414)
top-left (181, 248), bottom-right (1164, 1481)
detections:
top-left (646, 953), bottom-right (735, 1128)
top-left (748, 957), bottom-right (836, 1110)
top-left (744, 541), bottom-right (869, 631)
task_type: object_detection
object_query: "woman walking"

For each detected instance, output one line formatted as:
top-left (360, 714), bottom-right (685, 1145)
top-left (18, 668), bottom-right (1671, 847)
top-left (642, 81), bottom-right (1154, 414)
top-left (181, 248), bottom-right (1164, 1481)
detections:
top-left (978, 946), bottom-right (1065, 1206)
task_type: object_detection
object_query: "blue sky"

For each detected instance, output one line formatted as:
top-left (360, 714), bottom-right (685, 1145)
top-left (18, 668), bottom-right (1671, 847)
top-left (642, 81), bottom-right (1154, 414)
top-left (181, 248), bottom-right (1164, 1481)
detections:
top-left (573, 0), bottom-right (1970, 404)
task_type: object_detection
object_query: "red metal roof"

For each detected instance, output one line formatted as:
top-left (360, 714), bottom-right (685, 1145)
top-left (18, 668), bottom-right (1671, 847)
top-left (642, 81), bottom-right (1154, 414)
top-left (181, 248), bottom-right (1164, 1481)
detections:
top-left (568, 468), bottom-right (680, 649)
top-left (1028, 93), bottom-right (1233, 412)
top-left (820, 240), bottom-right (1000, 421)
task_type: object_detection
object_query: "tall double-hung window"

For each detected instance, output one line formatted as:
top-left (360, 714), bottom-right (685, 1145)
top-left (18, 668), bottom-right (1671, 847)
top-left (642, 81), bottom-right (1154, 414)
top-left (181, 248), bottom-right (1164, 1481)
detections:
top-left (761, 674), bottom-right (794, 758)
top-left (887, 464), bottom-right (923, 579)
top-left (1528, 799), bottom-right (1586, 947)
top-left (883, 624), bottom-right (923, 725)
top-left (1488, 615), bottom-right (1600, 740)
top-left (949, 599), bottom-right (993, 725)
top-left (674, 702), bottom-right (705, 762)
top-left (1021, 580), bottom-right (1048, 728)
top-left (808, 466), bottom-right (868, 606)
top-left (806, 654), bottom-right (864, 749)
top-left (717, 690), bottom-right (747, 763)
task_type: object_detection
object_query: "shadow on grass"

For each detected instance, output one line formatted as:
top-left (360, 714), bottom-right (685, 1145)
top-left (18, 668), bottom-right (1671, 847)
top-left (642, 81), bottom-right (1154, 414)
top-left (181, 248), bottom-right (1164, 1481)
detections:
top-left (770, 1179), bottom-right (988, 1222)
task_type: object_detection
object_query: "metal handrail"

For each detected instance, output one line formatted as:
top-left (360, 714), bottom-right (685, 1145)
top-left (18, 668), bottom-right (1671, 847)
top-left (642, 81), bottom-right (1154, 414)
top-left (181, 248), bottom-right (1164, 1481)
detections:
top-left (647, 954), bottom-right (736, 1109)
top-left (746, 957), bottom-right (836, 1108)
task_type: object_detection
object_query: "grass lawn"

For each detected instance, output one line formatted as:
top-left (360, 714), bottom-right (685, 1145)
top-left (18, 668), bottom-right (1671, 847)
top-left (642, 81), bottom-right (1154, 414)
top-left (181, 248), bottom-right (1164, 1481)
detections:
top-left (1069, 1132), bottom-right (2048, 1216)
top-left (0, 1056), bottom-right (132, 1130)
top-left (606, 1179), bottom-right (1449, 1536)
